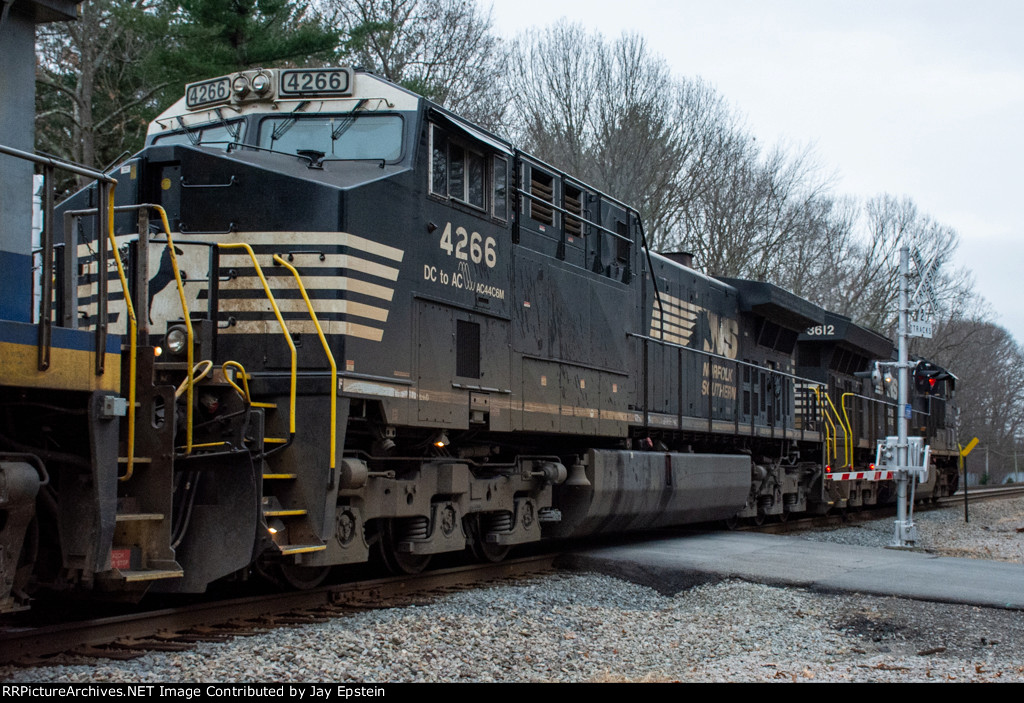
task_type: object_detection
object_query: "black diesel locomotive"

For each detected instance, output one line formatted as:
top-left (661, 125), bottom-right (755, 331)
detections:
top-left (0, 67), bottom-right (958, 609)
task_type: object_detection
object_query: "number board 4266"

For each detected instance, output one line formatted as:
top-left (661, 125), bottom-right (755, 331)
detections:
top-left (280, 68), bottom-right (353, 98)
top-left (186, 77), bottom-right (231, 109)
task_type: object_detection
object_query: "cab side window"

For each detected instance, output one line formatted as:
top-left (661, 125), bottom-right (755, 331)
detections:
top-left (429, 124), bottom-right (486, 211)
top-left (431, 127), bottom-right (449, 197)
top-left (492, 156), bottom-right (508, 221)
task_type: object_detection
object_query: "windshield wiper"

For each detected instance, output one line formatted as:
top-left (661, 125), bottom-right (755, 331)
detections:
top-left (213, 108), bottom-right (243, 143)
top-left (175, 116), bottom-right (201, 146)
top-left (268, 101), bottom-right (310, 147)
top-left (329, 99), bottom-right (368, 154)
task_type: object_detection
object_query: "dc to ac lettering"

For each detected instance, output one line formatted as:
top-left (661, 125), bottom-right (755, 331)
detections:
top-left (422, 265), bottom-right (506, 299)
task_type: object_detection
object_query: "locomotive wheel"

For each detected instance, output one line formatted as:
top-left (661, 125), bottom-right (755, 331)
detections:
top-left (376, 519), bottom-right (432, 575)
top-left (752, 510), bottom-right (766, 527)
top-left (777, 510), bottom-right (789, 523)
top-left (466, 515), bottom-right (511, 563)
top-left (724, 514), bottom-right (740, 531)
top-left (278, 563), bottom-right (331, 590)
top-left (255, 556), bottom-right (331, 590)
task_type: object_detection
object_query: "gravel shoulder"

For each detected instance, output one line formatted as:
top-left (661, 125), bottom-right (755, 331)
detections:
top-left (796, 494), bottom-right (1024, 563)
top-left (2, 498), bottom-right (1022, 683)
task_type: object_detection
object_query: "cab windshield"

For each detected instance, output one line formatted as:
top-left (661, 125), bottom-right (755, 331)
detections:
top-left (258, 114), bottom-right (403, 162)
top-left (152, 121), bottom-right (245, 150)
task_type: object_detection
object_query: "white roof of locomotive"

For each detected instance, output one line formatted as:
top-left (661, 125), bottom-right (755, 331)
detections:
top-left (147, 67), bottom-right (421, 140)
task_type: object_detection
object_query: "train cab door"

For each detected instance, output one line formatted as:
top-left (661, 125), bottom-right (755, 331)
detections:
top-left (415, 301), bottom-right (511, 430)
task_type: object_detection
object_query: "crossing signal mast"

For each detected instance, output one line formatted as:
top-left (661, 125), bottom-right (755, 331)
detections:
top-left (878, 243), bottom-right (940, 547)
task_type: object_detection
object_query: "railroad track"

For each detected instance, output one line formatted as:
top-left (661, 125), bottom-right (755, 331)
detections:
top-left (949, 483), bottom-right (1024, 502)
top-left (5, 486), bottom-right (1021, 667)
top-left (0, 554), bottom-right (560, 666)
top-left (748, 484), bottom-right (1024, 535)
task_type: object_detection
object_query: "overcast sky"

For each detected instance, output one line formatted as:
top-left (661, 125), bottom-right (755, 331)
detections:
top-left (489, 0), bottom-right (1024, 343)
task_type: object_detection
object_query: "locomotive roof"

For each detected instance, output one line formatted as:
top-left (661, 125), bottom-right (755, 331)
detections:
top-left (716, 277), bottom-right (825, 330)
top-left (649, 252), bottom-right (739, 293)
top-left (148, 67), bottom-right (422, 141)
top-left (798, 311), bottom-right (894, 359)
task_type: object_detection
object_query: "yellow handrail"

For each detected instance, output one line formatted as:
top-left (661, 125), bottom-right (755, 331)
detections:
top-left (71, 201), bottom-right (191, 469)
top-left (273, 254), bottom-right (337, 470)
top-left (216, 243), bottom-right (296, 442)
top-left (139, 205), bottom-right (196, 454)
top-left (175, 360), bottom-right (213, 399)
top-left (101, 187), bottom-right (138, 482)
top-left (821, 390), bottom-right (848, 467)
top-left (812, 386), bottom-right (837, 467)
top-left (222, 360), bottom-right (252, 402)
top-left (840, 392), bottom-right (856, 470)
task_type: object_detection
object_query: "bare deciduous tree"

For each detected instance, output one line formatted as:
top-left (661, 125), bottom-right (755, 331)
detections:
top-left (772, 193), bottom-right (859, 304)
top-left (588, 34), bottom-right (683, 242)
top-left (36, 0), bottom-right (339, 178)
top-left (919, 319), bottom-right (1024, 482)
top-left (36, 0), bottom-right (166, 173)
top-left (817, 195), bottom-right (982, 336)
top-left (507, 23), bottom-right (839, 275)
top-left (508, 22), bottom-right (690, 247)
top-left (507, 21), bottom-right (601, 176)
top-left (680, 140), bottom-right (830, 280)
top-left (326, 0), bottom-right (507, 129)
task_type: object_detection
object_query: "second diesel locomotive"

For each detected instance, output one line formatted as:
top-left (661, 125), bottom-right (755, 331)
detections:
top-left (0, 67), bottom-right (957, 610)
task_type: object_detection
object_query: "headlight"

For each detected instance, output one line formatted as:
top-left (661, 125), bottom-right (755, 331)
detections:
top-left (232, 75), bottom-right (250, 97)
top-left (252, 72), bottom-right (271, 94)
top-left (166, 326), bottom-right (188, 355)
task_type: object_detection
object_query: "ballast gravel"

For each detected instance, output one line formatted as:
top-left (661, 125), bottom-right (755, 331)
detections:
top-left (799, 493), bottom-right (1024, 563)
top-left (2, 498), bottom-right (1022, 683)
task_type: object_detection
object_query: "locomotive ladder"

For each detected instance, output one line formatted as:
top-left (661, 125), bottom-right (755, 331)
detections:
top-left (839, 391), bottom-right (901, 474)
top-left (113, 205), bottom-right (192, 581)
top-left (49, 197), bottom-right (186, 583)
top-left (820, 390), bottom-right (849, 468)
top-left (214, 245), bottom-right (337, 558)
top-left (811, 386), bottom-right (838, 468)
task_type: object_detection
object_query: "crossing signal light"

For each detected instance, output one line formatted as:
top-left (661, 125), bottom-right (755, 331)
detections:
top-left (913, 361), bottom-right (949, 396)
